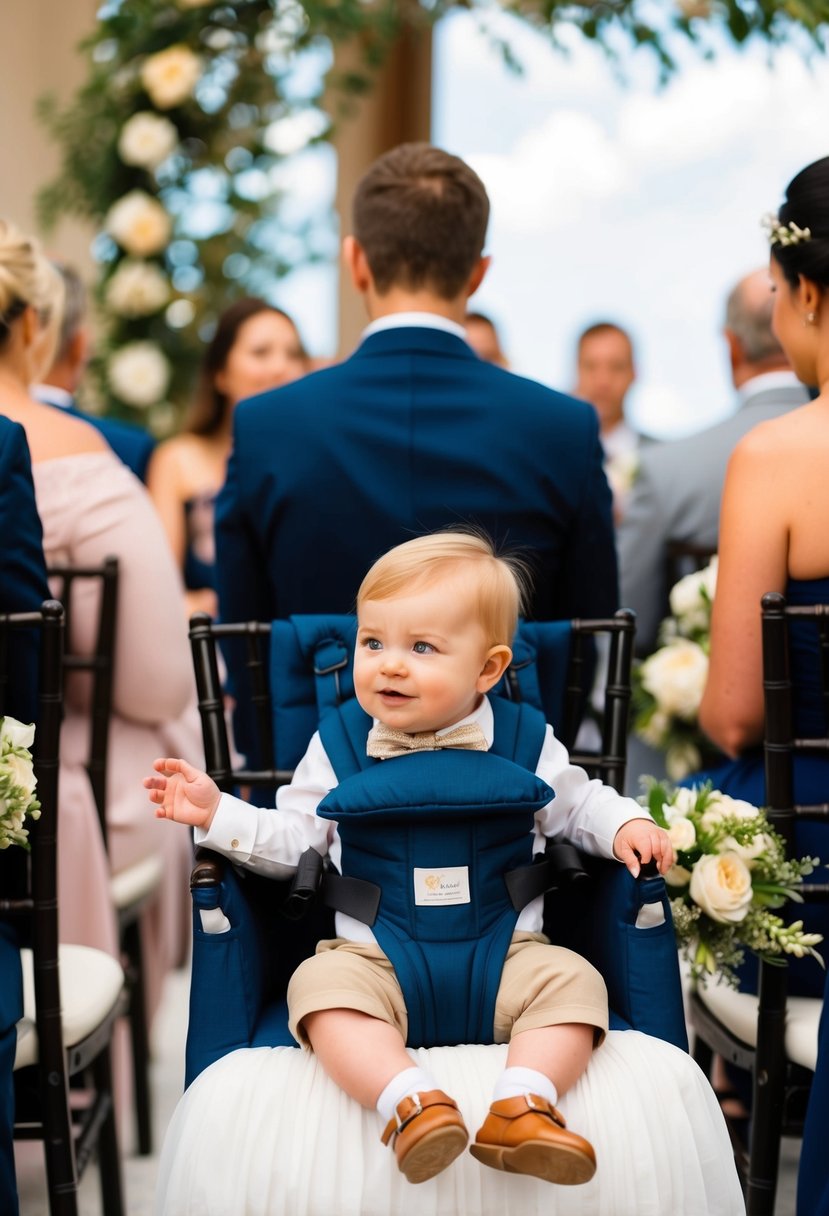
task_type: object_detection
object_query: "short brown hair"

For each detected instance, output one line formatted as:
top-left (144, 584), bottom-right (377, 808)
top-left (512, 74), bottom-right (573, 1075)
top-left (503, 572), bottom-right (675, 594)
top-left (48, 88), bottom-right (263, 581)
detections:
top-left (352, 143), bottom-right (490, 300)
top-left (357, 531), bottom-right (529, 647)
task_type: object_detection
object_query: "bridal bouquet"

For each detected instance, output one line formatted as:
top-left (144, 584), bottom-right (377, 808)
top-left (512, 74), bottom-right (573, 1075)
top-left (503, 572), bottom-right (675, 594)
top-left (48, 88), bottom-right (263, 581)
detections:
top-left (642, 780), bottom-right (824, 987)
top-left (632, 558), bottom-right (719, 779)
top-left (0, 716), bottom-right (41, 850)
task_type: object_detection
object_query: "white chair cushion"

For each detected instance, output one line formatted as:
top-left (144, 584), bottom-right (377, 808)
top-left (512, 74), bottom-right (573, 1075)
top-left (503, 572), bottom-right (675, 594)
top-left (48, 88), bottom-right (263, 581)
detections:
top-left (14, 944), bottom-right (125, 1070)
top-left (697, 980), bottom-right (821, 1070)
top-left (110, 851), bottom-right (164, 910)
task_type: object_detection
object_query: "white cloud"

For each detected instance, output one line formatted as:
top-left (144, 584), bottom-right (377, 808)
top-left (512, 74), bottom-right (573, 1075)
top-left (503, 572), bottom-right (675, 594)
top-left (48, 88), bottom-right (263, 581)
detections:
top-left (469, 110), bottom-right (629, 233)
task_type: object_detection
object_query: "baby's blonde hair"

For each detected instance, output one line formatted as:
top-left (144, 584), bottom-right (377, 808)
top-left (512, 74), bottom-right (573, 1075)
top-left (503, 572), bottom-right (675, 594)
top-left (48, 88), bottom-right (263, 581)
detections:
top-left (357, 530), bottom-right (529, 647)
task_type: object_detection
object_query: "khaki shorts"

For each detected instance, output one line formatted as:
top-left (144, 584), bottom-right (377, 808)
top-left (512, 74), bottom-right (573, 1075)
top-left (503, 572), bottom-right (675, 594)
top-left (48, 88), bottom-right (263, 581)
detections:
top-left (287, 931), bottom-right (608, 1048)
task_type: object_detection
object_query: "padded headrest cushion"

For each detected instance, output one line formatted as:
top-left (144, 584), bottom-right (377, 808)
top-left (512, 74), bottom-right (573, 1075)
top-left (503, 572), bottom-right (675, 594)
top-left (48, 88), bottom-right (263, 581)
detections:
top-left (317, 748), bottom-right (552, 824)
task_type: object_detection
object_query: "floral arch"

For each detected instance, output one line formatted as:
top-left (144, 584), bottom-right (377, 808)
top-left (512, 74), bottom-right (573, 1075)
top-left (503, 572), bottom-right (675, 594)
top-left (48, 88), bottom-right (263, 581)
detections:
top-left (40, 0), bottom-right (828, 431)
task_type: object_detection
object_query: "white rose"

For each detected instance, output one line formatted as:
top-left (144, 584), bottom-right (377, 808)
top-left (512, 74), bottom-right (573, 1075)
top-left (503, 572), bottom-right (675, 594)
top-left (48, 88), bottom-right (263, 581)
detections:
top-left (141, 45), bottom-right (202, 109)
top-left (640, 638), bottom-right (709, 721)
top-left (668, 816), bottom-right (696, 851)
top-left (638, 709), bottom-right (669, 748)
top-left (666, 741), bottom-right (701, 781)
top-left (689, 852), bottom-right (753, 924)
top-left (117, 112), bottom-right (178, 170)
top-left (666, 863), bottom-right (693, 887)
top-left (106, 260), bottom-right (170, 318)
top-left (7, 752), bottom-right (36, 799)
top-left (720, 832), bottom-right (775, 865)
top-left (107, 342), bottom-right (171, 409)
top-left (1, 717), bottom-right (35, 751)
top-left (700, 793), bottom-right (758, 831)
top-left (666, 786), bottom-right (698, 820)
top-left (105, 191), bottom-right (172, 257)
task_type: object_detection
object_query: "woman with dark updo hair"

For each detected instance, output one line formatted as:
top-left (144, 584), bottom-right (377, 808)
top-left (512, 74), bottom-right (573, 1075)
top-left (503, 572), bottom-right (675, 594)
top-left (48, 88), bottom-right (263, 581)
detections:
top-left (685, 157), bottom-right (829, 1215)
top-left (148, 298), bottom-right (309, 617)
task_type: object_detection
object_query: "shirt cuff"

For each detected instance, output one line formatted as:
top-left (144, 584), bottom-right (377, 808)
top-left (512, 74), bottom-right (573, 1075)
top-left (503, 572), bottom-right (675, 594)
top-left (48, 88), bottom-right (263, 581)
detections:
top-left (194, 792), bottom-right (259, 861)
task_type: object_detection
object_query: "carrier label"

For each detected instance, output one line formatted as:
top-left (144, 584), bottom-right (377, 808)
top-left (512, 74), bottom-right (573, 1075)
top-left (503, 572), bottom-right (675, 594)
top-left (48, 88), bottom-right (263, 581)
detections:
top-left (413, 866), bottom-right (470, 906)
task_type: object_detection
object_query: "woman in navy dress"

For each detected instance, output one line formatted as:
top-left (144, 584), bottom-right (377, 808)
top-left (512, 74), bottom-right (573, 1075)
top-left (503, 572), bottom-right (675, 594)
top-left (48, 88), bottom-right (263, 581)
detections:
top-left (690, 156), bottom-right (829, 1215)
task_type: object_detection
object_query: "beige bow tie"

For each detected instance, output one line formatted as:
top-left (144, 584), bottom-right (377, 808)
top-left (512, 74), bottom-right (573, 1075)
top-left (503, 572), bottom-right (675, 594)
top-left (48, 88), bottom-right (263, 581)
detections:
top-left (366, 721), bottom-right (489, 760)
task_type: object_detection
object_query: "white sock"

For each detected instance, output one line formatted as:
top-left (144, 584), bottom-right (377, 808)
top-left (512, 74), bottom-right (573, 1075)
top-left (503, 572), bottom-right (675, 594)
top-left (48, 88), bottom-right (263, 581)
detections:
top-left (492, 1066), bottom-right (558, 1107)
top-left (376, 1066), bottom-right (439, 1124)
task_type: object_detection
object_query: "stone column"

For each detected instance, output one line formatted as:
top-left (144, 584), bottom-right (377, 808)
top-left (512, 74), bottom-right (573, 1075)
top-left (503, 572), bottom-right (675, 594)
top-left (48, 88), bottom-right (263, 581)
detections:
top-left (330, 25), bottom-right (433, 358)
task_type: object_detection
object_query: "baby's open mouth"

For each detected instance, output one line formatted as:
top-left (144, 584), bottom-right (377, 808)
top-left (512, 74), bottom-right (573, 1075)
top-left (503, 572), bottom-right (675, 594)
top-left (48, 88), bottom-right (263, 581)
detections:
top-left (380, 689), bottom-right (412, 699)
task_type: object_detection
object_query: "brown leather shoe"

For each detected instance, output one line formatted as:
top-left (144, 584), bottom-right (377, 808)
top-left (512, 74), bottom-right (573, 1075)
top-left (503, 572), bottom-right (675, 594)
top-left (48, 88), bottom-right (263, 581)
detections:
top-left (470, 1093), bottom-right (596, 1185)
top-left (381, 1089), bottom-right (469, 1184)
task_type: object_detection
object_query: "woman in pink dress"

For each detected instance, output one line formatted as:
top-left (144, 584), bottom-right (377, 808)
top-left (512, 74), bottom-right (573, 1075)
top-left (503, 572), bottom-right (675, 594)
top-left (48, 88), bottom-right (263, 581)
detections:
top-left (0, 217), bottom-right (198, 1032)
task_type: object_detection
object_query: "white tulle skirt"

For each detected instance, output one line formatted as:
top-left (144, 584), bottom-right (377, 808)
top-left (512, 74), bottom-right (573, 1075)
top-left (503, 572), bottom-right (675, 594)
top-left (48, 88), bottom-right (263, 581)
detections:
top-left (155, 1031), bottom-right (745, 1216)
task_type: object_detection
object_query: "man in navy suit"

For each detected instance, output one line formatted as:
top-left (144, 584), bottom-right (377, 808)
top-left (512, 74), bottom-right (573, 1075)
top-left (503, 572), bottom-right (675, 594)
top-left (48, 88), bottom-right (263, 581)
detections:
top-left (0, 416), bottom-right (50, 1216)
top-left (34, 264), bottom-right (156, 483)
top-left (216, 143), bottom-right (618, 747)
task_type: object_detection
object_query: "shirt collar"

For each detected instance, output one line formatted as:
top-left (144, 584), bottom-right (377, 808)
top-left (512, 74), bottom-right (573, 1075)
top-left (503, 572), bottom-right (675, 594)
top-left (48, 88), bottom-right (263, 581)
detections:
top-left (736, 370), bottom-right (802, 406)
top-left (361, 312), bottom-right (468, 343)
top-left (33, 383), bottom-right (73, 409)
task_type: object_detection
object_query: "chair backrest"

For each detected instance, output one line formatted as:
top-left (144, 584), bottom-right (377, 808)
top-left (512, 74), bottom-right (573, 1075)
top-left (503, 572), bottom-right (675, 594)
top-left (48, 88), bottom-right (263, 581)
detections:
top-left (190, 610), bottom-right (635, 795)
top-left (46, 557), bottom-right (118, 842)
top-left (0, 601), bottom-right (67, 1143)
top-left (664, 539), bottom-right (718, 594)
top-left (761, 590), bottom-right (829, 889)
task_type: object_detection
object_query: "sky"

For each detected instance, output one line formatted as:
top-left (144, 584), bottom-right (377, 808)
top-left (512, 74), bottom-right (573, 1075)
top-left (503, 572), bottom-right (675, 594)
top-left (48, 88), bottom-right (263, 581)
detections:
top-left (274, 9), bottom-right (829, 440)
top-left (431, 9), bottom-right (829, 437)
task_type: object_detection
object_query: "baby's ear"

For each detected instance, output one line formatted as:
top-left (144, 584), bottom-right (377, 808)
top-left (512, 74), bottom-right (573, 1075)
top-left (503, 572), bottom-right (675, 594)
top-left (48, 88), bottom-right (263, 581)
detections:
top-left (478, 645), bottom-right (512, 692)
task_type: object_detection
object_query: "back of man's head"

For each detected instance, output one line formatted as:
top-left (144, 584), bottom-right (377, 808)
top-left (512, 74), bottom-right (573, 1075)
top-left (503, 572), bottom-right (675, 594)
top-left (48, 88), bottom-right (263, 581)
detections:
top-left (353, 143), bottom-right (490, 300)
top-left (43, 262), bottom-right (88, 391)
top-left (724, 268), bottom-right (787, 385)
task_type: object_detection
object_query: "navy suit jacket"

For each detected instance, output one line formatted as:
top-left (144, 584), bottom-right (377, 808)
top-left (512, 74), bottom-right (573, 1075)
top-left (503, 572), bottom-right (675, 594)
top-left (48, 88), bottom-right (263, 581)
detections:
top-left (216, 326), bottom-right (618, 752)
top-left (38, 390), bottom-right (155, 483)
top-left (0, 416), bottom-right (50, 1216)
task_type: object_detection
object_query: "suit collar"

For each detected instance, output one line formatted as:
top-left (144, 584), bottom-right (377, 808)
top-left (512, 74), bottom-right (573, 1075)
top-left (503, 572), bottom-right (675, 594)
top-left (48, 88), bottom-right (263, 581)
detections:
top-left (737, 371), bottom-right (808, 410)
top-left (354, 325), bottom-right (478, 359)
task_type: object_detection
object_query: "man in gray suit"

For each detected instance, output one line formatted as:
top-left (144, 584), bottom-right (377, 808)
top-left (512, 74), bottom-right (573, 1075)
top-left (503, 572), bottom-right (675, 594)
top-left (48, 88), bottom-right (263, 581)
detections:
top-left (618, 267), bottom-right (809, 656)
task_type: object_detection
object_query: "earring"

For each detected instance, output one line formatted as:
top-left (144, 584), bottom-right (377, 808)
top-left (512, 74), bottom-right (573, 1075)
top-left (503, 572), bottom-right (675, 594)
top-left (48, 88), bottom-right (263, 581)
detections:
top-left (805, 311), bottom-right (818, 326)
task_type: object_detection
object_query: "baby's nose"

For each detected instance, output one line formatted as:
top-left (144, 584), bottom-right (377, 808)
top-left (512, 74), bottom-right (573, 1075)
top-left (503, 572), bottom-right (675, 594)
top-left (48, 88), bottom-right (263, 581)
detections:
top-left (380, 649), bottom-right (407, 674)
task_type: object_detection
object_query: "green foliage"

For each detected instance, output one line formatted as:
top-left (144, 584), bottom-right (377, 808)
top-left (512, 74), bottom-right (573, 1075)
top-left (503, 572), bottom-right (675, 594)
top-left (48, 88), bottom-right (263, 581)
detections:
top-left (38, 0), bottom-right (829, 428)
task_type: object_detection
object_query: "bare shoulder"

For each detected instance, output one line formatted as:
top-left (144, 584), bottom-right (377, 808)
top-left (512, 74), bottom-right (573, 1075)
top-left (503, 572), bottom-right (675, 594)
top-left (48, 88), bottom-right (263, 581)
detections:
top-left (28, 400), bottom-right (109, 460)
top-left (147, 432), bottom-right (222, 496)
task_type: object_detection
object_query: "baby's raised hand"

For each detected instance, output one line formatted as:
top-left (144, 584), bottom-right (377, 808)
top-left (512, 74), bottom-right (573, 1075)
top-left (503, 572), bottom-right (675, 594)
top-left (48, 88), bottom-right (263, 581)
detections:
top-left (144, 758), bottom-right (220, 829)
top-left (613, 818), bottom-right (674, 878)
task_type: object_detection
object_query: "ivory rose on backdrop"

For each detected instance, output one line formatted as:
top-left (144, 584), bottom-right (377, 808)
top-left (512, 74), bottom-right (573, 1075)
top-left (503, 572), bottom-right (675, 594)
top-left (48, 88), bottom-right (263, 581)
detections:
top-left (108, 341), bottom-right (172, 409)
top-left (117, 112), bottom-right (179, 170)
top-left (105, 191), bottom-right (172, 257)
top-left (140, 45), bottom-right (202, 109)
top-left (106, 260), bottom-right (171, 318)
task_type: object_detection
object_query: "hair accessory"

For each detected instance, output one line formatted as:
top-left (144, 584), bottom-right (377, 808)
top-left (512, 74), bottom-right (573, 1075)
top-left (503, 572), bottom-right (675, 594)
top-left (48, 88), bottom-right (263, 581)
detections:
top-left (761, 212), bottom-right (812, 247)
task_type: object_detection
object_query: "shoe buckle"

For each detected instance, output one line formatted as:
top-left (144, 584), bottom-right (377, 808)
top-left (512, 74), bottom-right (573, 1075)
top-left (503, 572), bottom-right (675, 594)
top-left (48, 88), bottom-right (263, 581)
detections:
top-left (395, 1092), bottom-right (424, 1136)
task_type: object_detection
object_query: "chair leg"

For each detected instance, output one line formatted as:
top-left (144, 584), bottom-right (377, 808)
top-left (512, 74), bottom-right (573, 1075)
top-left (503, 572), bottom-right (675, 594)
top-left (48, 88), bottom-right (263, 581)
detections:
top-left (90, 1048), bottom-right (125, 1216)
top-left (746, 965), bottom-right (787, 1216)
top-left (123, 919), bottom-right (153, 1155)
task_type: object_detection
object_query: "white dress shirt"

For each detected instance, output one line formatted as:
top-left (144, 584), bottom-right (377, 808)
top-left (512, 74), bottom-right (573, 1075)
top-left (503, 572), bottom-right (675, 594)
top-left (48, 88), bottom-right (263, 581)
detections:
top-left (196, 695), bottom-right (648, 941)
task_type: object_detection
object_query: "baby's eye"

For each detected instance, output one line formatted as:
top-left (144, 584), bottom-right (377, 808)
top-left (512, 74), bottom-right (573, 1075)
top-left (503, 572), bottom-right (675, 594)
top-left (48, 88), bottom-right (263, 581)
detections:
top-left (362, 637), bottom-right (382, 651)
top-left (412, 641), bottom-right (435, 654)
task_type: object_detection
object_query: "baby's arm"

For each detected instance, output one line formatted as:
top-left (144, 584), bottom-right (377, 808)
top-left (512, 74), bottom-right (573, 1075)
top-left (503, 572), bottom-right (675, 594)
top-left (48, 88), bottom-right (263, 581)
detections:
top-left (534, 725), bottom-right (673, 875)
top-left (144, 757), bottom-right (220, 828)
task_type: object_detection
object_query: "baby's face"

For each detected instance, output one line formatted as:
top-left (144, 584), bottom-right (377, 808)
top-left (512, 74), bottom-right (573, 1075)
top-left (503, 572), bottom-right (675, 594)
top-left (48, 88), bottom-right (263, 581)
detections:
top-left (354, 575), bottom-right (494, 735)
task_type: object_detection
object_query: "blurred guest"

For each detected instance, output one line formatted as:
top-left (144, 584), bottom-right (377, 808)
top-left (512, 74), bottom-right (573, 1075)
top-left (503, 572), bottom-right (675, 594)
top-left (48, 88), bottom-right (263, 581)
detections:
top-left (0, 416), bottom-right (49, 1216)
top-left (33, 263), bottom-right (156, 483)
top-left (574, 321), bottom-right (640, 521)
top-left (618, 272), bottom-right (807, 656)
top-left (0, 216), bottom-right (198, 1028)
top-left (147, 298), bottom-right (308, 617)
top-left (464, 310), bottom-right (509, 367)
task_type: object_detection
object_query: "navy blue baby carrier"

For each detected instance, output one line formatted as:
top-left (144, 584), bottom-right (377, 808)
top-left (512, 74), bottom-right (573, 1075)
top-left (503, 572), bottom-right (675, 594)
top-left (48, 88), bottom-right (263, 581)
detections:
top-left (314, 695), bottom-right (559, 1048)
